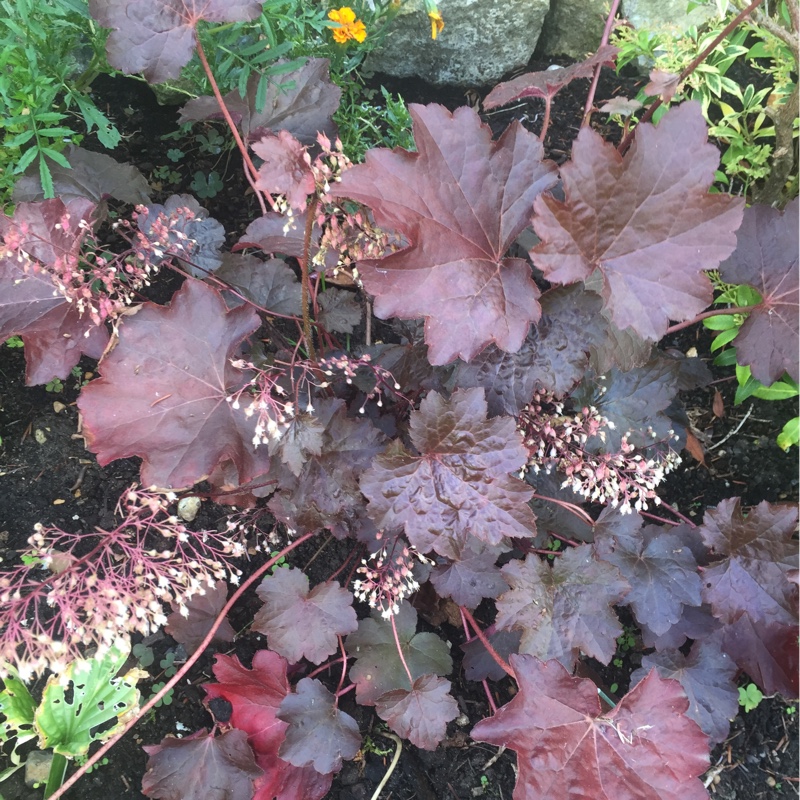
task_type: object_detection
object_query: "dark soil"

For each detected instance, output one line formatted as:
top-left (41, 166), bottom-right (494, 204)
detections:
top-left (0, 52), bottom-right (797, 800)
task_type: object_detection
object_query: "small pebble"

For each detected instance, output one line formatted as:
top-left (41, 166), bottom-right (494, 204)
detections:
top-left (766, 776), bottom-right (777, 788)
top-left (53, 401), bottom-right (67, 413)
top-left (34, 428), bottom-right (47, 444)
top-left (177, 496), bottom-right (201, 522)
top-left (25, 751), bottom-right (53, 787)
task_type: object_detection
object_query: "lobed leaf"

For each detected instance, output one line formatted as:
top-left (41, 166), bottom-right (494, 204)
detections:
top-left (334, 103), bottom-right (558, 364)
top-left (430, 539), bottom-right (508, 609)
top-left (361, 388), bottom-right (536, 557)
top-left (531, 101), bottom-right (744, 341)
top-left (165, 580), bottom-right (236, 653)
top-left (213, 253), bottom-right (302, 317)
top-left (252, 131), bottom-right (316, 212)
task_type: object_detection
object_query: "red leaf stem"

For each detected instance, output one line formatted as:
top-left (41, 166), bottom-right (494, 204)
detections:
top-left (460, 606), bottom-right (514, 678)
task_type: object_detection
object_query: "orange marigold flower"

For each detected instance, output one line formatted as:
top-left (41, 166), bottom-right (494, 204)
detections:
top-left (328, 7), bottom-right (367, 44)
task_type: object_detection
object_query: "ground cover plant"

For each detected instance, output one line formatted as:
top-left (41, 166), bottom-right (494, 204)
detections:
top-left (0, 0), bottom-right (798, 798)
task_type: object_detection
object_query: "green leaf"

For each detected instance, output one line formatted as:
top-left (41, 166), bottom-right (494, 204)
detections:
top-left (0, 671), bottom-right (36, 742)
top-left (713, 348), bottom-right (738, 367)
top-left (705, 71), bottom-right (722, 98)
top-left (703, 313), bottom-right (738, 331)
top-left (34, 640), bottom-right (143, 757)
top-left (5, 129), bottom-right (35, 148)
top-left (74, 95), bottom-right (121, 149)
top-left (734, 365), bottom-right (761, 405)
top-left (751, 376), bottom-right (800, 402)
top-left (710, 327), bottom-right (739, 351)
top-left (12, 145), bottom-right (39, 173)
top-left (777, 417), bottom-right (799, 452)
top-left (40, 146), bottom-right (71, 168)
top-left (37, 127), bottom-right (76, 138)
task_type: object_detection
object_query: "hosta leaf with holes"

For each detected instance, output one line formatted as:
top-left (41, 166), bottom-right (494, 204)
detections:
top-left (361, 388), bottom-right (536, 558)
top-left (36, 640), bottom-right (143, 757)
top-left (375, 674), bottom-right (459, 750)
top-left (77, 278), bottom-right (270, 490)
top-left (531, 101), bottom-right (744, 341)
top-left (277, 678), bottom-right (361, 774)
top-left (472, 655), bottom-right (709, 800)
top-left (252, 568), bottom-right (357, 664)
top-left (495, 546), bottom-right (629, 669)
top-left (345, 602), bottom-right (452, 705)
top-left (334, 103), bottom-right (557, 364)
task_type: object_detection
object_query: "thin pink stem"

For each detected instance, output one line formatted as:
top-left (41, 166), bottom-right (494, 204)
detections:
top-left (658, 501), bottom-right (697, 528)
top-left (539, 96), bottom-right (553, 143)
top-left (390, 613), bottom-right (414, 687)
top-left (481, 679), bottom-right (498, 714)
top-left (548, 531), bottom-right (581, 548)
top-left (306, 656), bottom-right (344, 681)
top-left (336, 683), bottom-right (356, 699)
top-left (640, 510), bottom-right (680, 526)
top-left (460, 607), bottom-right (513, 678)
top-left (47, 532), bottom-right (316, 800)
top-left (335, 636), bottom-right (348, 701)
top-left (665, 305), bottom-right (759, 336)
top-left (583, 0), bottom-right (623, 126)
top-left (531, 492), bottom-right (594, 526)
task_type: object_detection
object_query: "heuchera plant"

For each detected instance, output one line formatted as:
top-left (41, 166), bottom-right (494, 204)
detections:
top-left (0, 1), bottom-right (798, 798)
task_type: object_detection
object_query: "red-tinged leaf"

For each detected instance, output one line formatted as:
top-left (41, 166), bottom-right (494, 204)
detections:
top-left (268, 398), bottom-right (386, 537)
top-left (213, 254), bottom-right (302, 317)
top-left (334, 104), bottom-right (558, 364)
top-left (430, 539), bottom-right (508, 609)
top-left (12, 145), bottom-right (151, 206)
top-left (496, 547), bottom-right (630, 669)
top-left (632, 635), bottom-right (738, 745)
top-left (461, 627), bottom-right (522, 681)
top-left (252, 132), bottom-right (316, 212)
top-left (345, 602), bottom-right (452, 705)
top-left (644, 69), bottom-right (682, 102)
top-left (599, 97), bottom-right (643, 116)
top-left (532, 101), bottom-right (744, 341)
top-left (361, 388), bottom-right (536, 558)
top-left (179, 60), bottom-right (341, 147)
top-left (640, 604), bottom-right (720, 651)
top-left (594, 522), bottom-right (702, 636)
top-left (277, 678), bottom-right (361, 774)
top-left (712, 388), bottom-right (725, 419)
top-left (0, 198), bottom-right (109, 385)
top-left (484, 46), bottom-right (619, 109)
top-left (239, 211), bottom-right (317, 258)
top-left (142, 728), bottom-right (262, 800)
top-left (472, 655), bottom-right (710, 800)
top-left (700, 498), bottom-right (798, 627)
top-left (252, 568), bottom-right (357, 664)
top-left (717, 199), bottom-right (799, 383)
top-left (164, 580), bottom-right (235, 653)
top-left (318, 288), bottom-right (361, 334)
top-left (684, 430), bottom-right (707, 465)
top-left (252, 758), bottom-right (332, 800)
top-left (375, 674), bottom-right (459, 750)
top-left (89, 0), bottom-right (264, 84)
top-left (77, 278), bottom-right (270, 490)
top-left (452, 285), bottom-right (606, 416)
top-left (720, 615), bottom-right (799, 697)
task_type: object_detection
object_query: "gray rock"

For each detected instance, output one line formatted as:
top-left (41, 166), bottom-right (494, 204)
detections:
top-left (365, 0), bottom-right (551, 86)
top-left (622, 0), bottom-right (715, 32)
top-left (538, 0), bottom-right (607, 58)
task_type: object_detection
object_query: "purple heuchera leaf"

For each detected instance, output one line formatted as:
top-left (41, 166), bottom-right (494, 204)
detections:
top-left (142, 728), bottom-right (262, 800)
top-left (213, 253), bottom-right (302, 317)
top-left (461, 627), bottom-right (522, 681)
top-left (318, 288), bottom-right (362, 334)
top-left (361, 388), bottom-right (536, 558)
top-left (631, 635), bottom-right (739, 745)
top-left (429, 539), bottom-right (508, 609)
top-left (375, 674), bottom-right (459, 750)
top-left (89, 0), bottom-right (264, 84)
top-left (77, 278), bottom-right (270, 490)
top-left (495, 546), bottom-right (630, 669)
top-left (531, 101), bottom-right (744, 341)
top-left (644, 69), bottom-right (682, 103)
top-left (0, 198), bottom-right (109, 385)
top-left (277, 678), bottom-right (361, 774)
top-left (334, 103), bottom-right (558, 364)
top-left (252, 568), bottom-right (357, 664)
top-left (483, 45), bottom-right (619, 109)
top-left (252, 131), bottom-right (316, 212)
top-left (717, 199), bottom-right (799, 383)
top-left (472, 656), bottom-right (710, 800)
top-left (165, 580), bottom-right (235, 653)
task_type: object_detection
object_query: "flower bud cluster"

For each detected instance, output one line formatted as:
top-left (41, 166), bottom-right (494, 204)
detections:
top-left (518, 389), bottom-right (681, 515)
top-left (353, 536), bottom-right (430, 619)
top-left (319, 352), bottom-right (402, 413)
top-left (0, 487), bottom-right (243, 681)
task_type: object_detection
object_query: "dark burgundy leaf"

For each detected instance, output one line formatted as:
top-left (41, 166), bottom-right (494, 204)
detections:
top-left (631, 635), bottom-right (739, 745)
top-left (253, 568), bottom-right (357, 664)
top-left (334, 104), bottom-right (558, 364)
top-left (268, 398), bottom-right (386, 537)
top-left (461, 628), bottom-right (522, 681)
top-left (12, 145), bottom-right (151, 205)
top-left (495, 546), bottom-right (629, 669)
top-left (268, 412), bottom-right (325, 476)
top-left (0, 198), bottom-right (109, 385)
top-left (483, 45), bottom-right (619, 109)
top-left (136, 195), bottom-right (225, 277)
top-left (472, 656), bottom-right (709, 800)
top-left (252, 132), bottom-right (316, 211)
top-left (375, 674), bottom-right (459, 750)
top-left (640, 604), bottom-right (720, 651)
top-left (90, 0), bottom-right (263, 84)
top-left (361, 388), bottom-right (536, 557)
top-left (451, 285), bottom-right (605, 416)
top-left (526, 469), bottom-right (595, 546)
top-left (213, 253), bottom-right (302, 317)
top-left (165, 580), bottom-right (235, 653)
top-left (77, 278), bottom-right (270, 490)
top-left (142, 728), bottom-right (262, 800)
top-left (429, 539), bottom-right (508, 609)
top-left (532, 101), bottom-right (744, 341)
top-left (179, 59), bottom-right (341, 147)
top-left (588, 314), bottom-right (652, 374)
top-left (594, 521), bottom-right (702, 636)
top-left (318, 288), bottom-right (362, 334)
top-left (345, 602), bottom-right (452, 705)
top-left (644, 69), bottom-right (682, 103)
top-left (717, 199), bottom-right (799, 383)
top-left (277, 678), bottom-right (361, 774)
